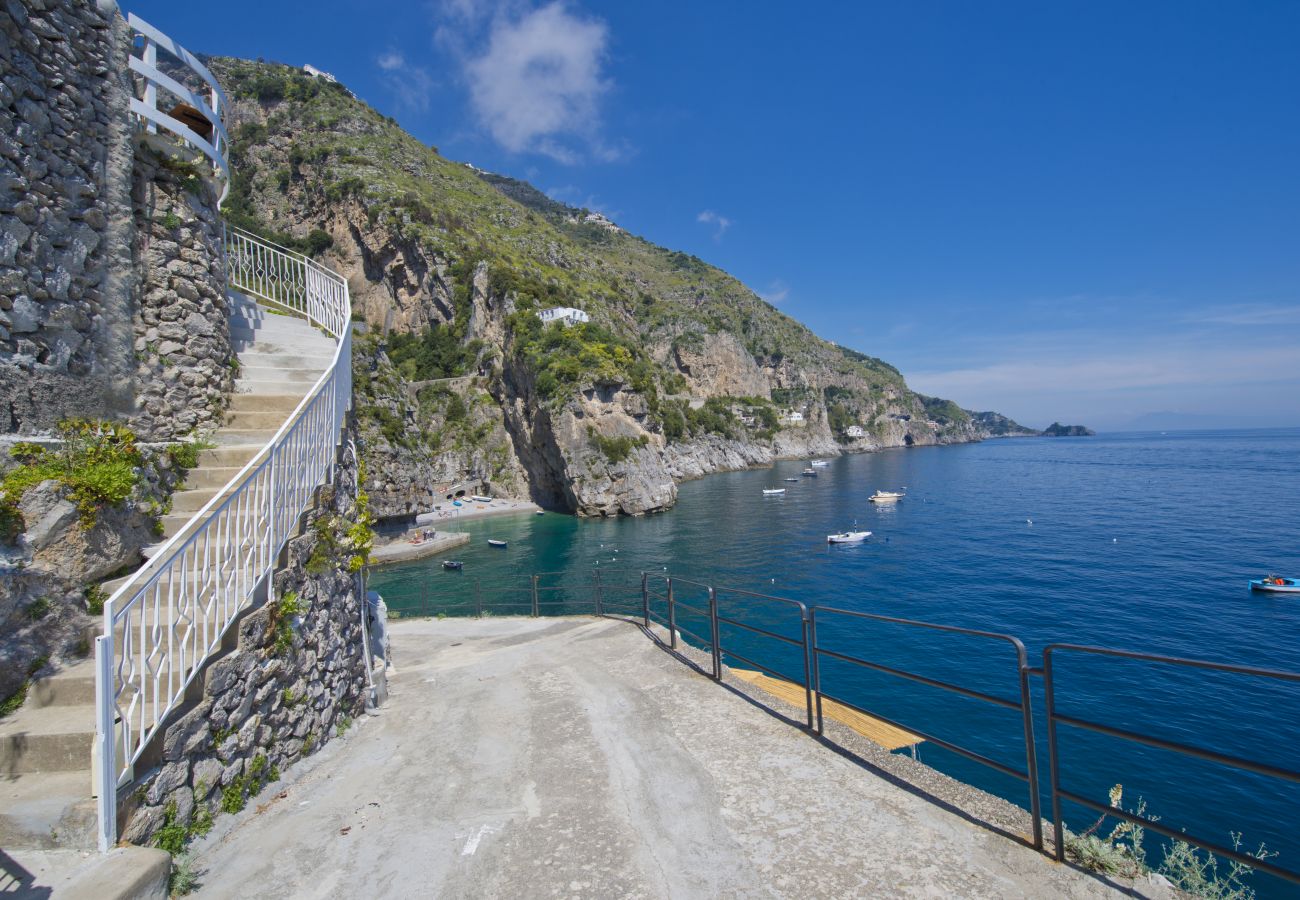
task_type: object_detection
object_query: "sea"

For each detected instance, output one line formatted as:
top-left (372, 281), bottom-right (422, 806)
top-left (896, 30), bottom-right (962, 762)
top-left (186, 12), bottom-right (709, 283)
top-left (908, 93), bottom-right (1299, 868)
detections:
top-left (371, 428), bottom-right (1300, 896)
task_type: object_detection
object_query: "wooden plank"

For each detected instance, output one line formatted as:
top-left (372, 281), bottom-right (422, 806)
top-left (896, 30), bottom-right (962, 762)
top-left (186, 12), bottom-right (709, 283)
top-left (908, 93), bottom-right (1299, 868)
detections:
top-left (729, 669), bottom-right (923, 752)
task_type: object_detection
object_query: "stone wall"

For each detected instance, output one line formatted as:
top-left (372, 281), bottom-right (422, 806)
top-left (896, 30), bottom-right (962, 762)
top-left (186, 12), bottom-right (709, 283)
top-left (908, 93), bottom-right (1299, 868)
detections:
top-left (121, 429), bottom-right (376, 845)
top-left (127, 146), bottom-right (233, 440)
top-left (0, 0), bottom-right (137, 431)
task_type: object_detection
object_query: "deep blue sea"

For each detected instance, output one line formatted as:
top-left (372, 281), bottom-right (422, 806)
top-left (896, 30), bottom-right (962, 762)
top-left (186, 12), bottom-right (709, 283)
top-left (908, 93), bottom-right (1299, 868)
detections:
top-left (372, 429), bottom-right (1300, 896)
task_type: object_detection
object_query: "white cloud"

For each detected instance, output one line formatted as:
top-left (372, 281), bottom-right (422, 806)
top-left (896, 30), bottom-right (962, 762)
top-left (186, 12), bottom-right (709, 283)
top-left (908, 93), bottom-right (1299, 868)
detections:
top-left (460, 3), bottom-right (612, 162)
top-left (697, 209), bottom-right (732, 240)
top-left (376, 50), bottom-right (436, 114)
top-left (1186, 303), bottom-right (1300, 327)
top-left (759, 279), bottom-right (789, 304)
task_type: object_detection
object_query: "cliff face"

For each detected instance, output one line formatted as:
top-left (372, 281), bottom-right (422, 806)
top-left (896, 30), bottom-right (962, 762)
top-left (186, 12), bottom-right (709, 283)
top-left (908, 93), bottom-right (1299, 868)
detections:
top-left (208, 58), bottom-right (1027, 518)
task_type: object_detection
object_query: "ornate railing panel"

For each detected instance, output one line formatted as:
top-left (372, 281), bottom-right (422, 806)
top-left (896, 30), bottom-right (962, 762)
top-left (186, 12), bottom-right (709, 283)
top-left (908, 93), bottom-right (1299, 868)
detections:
top-left (94, 225), bottom-right (350, 850)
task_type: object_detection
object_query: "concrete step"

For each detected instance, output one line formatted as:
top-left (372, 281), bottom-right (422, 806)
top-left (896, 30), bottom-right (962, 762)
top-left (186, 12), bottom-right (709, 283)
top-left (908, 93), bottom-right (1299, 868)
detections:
top-left (0, 771), bottom-right (97, 851)
top-left (224, 409), bottom-right (297, 430)
top-left (181, 465), bottom-right (246, 491)
top-left (170, 487), bottom-right (224, 515)
top-left (237, 348), bottom-right (332, 366)
top-left (236, 366), bottom-right (327, 385)
top-left (29, 659), bottom-right (97, 709)
top-left (197, 444), bottom-right (262, 468)
top-left (227, 393), bottom-right (308, 415)
top-left (213, 429), bottom-right (276, 446)
top-left (0, 703), bottom-right (96, 774)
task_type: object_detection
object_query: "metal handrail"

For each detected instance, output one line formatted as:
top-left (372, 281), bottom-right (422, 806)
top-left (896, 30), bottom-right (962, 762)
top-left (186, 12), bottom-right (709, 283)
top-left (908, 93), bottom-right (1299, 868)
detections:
top-left (126, 14), bottom-right (231, 202)
top-left (810, 606), bottom-right (1042, 849)
top-left (1043, 643), bottom-right (1300, 884)
top-left (93, 226), bottom-right (352, 851)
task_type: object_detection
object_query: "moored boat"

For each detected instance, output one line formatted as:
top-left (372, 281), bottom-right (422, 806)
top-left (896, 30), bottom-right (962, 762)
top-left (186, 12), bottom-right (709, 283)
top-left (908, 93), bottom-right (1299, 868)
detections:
top-left (1250, 576), bottom-right (1300, 593)
top-left (827, 530), bottom-right (871, 544)
top-left (487, 539), bottom-right (508, 548)
top-left (869, 490), bottom-right (905, 503)
top-left (810, 460), bottom-right (829, 467)
top-left (783, 477), bottom-right (799, 482)
top-left (801, 468), bottom-right (817, 477)
top-left (762, 488), bottom-right (786, 495)
top-left (442, 560), bottom-right (464, 570)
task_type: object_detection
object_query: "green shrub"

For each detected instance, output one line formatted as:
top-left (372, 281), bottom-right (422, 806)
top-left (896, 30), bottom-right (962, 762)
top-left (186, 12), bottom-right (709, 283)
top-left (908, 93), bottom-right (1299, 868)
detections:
top-left (0, 419), bottom-right (143, 535)
top-left (587, 428), bottom-right (648, 464)
top-left (85, 584), bottom-right (107, 616)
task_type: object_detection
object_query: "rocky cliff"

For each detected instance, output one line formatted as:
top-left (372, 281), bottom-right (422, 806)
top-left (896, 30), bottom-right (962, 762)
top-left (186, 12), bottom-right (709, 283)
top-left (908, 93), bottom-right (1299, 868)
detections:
top-left (206, 58), bottom-right (1031, 518)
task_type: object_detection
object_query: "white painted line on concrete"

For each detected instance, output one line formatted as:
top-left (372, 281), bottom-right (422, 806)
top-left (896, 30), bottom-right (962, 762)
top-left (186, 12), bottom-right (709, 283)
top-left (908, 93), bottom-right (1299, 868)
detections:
top-left (461, 824), bottom-right (501, 856)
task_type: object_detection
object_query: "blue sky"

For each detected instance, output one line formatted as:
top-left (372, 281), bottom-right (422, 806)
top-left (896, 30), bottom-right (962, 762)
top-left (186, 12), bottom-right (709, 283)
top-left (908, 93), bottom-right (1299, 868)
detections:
top-left (132, 0), bottom-right (1300, 430)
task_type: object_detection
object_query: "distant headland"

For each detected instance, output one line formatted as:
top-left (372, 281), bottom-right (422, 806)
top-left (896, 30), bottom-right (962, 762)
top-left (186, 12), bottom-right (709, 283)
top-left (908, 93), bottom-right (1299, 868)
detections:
top-left (1042, 422), bottom-right (1096, 437)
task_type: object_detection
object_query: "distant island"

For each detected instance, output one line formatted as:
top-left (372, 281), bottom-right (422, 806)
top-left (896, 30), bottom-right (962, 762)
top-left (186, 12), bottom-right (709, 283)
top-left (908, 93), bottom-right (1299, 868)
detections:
top-left (1042, 422), bottom-right (1096, 437)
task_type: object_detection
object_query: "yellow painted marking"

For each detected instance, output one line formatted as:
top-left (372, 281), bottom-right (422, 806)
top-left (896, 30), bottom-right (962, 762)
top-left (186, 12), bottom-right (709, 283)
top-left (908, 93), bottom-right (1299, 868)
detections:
top-left (729, 668), bottom-right (923, 751)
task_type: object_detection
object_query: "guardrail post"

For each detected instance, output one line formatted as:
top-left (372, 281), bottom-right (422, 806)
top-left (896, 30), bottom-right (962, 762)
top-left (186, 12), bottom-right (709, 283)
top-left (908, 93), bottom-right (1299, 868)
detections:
top-left (800, 609), bottom-right (814, 730)
top-left (810, 609), bottom-right (824, 735)
top-left (593, 569), bottom-right (603, 616)
top-left (1019, 662), bottom-right (1044, 851)
top-left (94, 634), bottom-right (117, 851)
top-left (667, 579), bottom-right (677, 650)
top-left (641, 573), bottom-right (650, 629)
top-left (531, 575), bottom-right (540, 617)
top-left (708, 586), bottom-right (721, 680)
top-left (1043, 651), bottom-right (1065, 860)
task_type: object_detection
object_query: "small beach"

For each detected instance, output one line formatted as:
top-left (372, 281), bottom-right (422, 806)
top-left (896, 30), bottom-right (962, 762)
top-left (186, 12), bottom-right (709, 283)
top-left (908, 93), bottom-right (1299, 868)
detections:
top-left (369, 498), bottom-right (542, 567)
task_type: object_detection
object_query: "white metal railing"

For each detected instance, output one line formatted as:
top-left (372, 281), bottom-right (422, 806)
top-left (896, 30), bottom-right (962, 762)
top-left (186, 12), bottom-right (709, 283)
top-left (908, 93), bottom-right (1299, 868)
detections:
top-left (94, 225), bottom-right (352, 850)
top-left (126, 13), bottom-right (231, 202)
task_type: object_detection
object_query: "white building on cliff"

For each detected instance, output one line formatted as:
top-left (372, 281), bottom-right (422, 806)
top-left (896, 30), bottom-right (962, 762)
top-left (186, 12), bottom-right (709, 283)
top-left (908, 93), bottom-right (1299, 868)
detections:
top-left (539, 306), bottom-right (590, 327)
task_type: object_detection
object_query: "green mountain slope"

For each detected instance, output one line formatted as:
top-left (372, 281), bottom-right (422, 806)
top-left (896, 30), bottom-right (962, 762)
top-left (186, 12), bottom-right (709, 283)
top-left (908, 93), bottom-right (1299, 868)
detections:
top-left (207, 58), bottom-right (1032, 517)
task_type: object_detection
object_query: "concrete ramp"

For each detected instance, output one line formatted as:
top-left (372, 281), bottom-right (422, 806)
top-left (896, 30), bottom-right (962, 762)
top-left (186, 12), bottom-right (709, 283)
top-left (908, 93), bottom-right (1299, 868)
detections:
top-left (181, 617), bottom-right (1167, 899)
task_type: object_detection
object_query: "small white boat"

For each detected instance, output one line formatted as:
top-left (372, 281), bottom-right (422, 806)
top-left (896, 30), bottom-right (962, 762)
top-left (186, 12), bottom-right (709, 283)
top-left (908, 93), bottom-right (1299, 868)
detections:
top-left (1250, 576), bottom-right (1300, 594)
top-left (783, 477), bottom-right (799, 482)
top-left (801, 468), bottom-right (817, 477)
top-left (762, 488), bottom-right (786, 495)
top-left (810, 460), bottom-right (829, 467)
top-left (487, 539), bottom-right (508, 548)
top-left (870, 490), bottom-right (905, 503)
top-left (827, 530), bottom-right (871, 544)
top-left (472, 495), bottom-right (493, 503)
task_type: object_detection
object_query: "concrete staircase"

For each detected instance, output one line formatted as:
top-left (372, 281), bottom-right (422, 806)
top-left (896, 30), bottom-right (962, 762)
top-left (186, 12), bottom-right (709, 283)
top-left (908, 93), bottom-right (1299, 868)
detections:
top-left (0, 292), bottom-right (334, 855)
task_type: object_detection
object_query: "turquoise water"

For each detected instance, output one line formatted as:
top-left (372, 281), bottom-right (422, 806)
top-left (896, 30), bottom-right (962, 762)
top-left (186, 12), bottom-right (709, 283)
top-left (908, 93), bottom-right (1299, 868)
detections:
top-left (372, 429), bottom-right (1300, 894)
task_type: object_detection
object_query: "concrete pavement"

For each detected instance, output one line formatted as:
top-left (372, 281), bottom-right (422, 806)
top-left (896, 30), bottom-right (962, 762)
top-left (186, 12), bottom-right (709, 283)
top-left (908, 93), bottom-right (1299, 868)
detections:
top-left (185, 616), bottom-right (1164, 899)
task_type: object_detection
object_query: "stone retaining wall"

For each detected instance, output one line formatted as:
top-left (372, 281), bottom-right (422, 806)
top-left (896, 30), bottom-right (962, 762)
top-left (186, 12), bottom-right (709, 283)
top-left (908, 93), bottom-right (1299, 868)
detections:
top-left (127, 145), bottom-right (233, 440)
top-left (121, 429), bottom-right (375, 845)
top-left (0, 0), bottom-right (136, 431)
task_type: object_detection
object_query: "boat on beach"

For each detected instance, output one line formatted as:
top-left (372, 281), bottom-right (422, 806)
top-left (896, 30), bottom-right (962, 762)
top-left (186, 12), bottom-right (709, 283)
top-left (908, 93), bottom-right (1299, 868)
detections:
top-left (870, 490), bottom-right (905, 503)
top-left (1250, 576), bottom-right (1300, 594)
top-left (762, 488), bottom-right (786, 495)
top-left (442, 560), bottom-right (464, 570)
top-left (487, 539), bottom-right (508, 548)
top-left (827, 530), bottom-right (871, 544)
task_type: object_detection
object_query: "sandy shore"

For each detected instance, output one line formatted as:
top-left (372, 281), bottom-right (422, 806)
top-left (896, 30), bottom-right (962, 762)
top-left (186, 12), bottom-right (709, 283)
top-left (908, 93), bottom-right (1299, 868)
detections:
top-left (414, 497), bottom-right (541, 525)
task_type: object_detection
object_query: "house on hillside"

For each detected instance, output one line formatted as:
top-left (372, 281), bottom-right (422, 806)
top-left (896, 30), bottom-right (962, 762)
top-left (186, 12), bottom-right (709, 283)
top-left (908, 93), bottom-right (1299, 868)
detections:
top-left (539, 306), bottom-right (590, 327)
top-left (846, 424), bottom-right (865, 438)
top-left (783, 410), bottom-right (805, 425)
